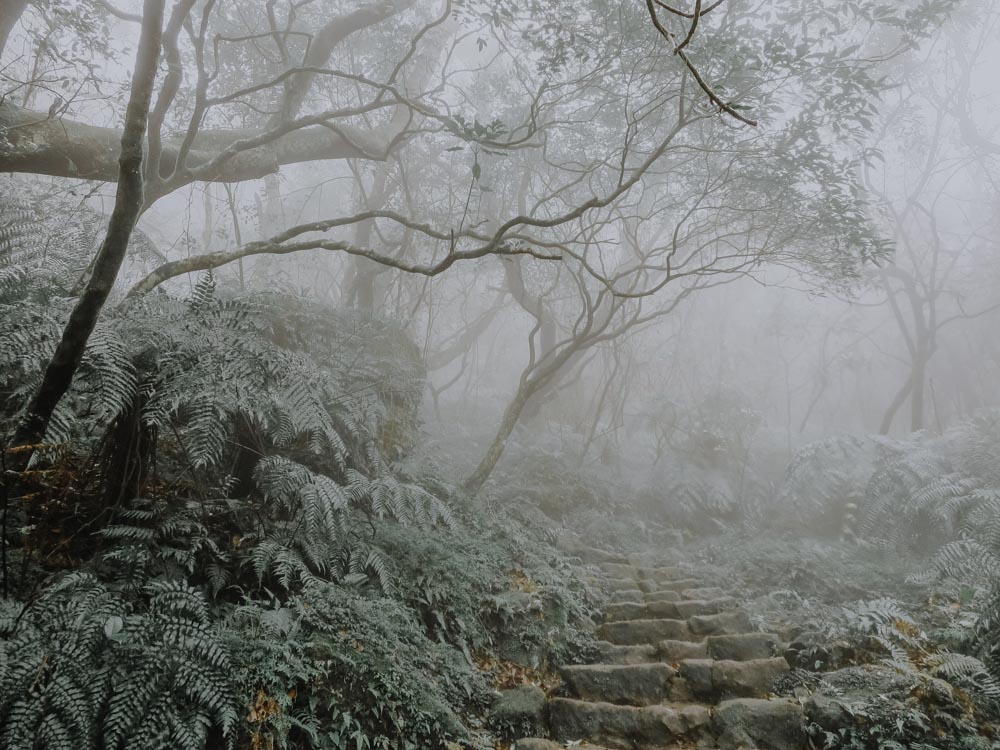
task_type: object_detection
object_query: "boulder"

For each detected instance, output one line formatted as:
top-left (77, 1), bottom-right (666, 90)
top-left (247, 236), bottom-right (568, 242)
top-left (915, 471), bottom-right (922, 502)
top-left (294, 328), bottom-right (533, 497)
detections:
top-left (803, 694), bottom-right (853, 733)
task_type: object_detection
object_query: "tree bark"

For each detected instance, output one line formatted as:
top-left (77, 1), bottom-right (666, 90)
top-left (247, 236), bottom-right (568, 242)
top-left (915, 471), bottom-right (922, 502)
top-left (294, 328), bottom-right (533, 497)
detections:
top-left (0, 102), bottom-right (389, 184)
top-left (7, 0), bottom-right (165, 472)
top-left (269, 0), bottom-right (417, 125)
top-left (0, 0), bottom-right (28, 58)
top-left (461, 384), bottom-right (536, 497)
top-left (879, 370), bottom-right (915, 435)
top-left (909, 350), bottom-right (928, 432)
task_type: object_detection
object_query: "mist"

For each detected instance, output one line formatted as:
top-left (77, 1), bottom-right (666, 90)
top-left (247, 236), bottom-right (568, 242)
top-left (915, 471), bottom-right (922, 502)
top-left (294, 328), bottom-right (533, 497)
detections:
top-left (2, 1), bottom-right (1000, 748)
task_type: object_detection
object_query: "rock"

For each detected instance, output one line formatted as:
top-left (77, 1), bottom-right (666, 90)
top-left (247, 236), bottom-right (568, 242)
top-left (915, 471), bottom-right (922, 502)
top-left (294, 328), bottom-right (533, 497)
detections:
top-left (560, 663), bottom-right (676, 706)
top-left (490, 685), bottom-right (547, 738)
top-left (598, 618), bottom-right (694, 645)
top-left (804, 694), bottom-right (853, 733)
top-left (688, 609), bottom-right (752, 636)
top-left (548, 697), bottom-right (710, 749)
top-left (706, 633), bottom-right (782, 661)
top-left (712, 698), bottom-right (806, 750)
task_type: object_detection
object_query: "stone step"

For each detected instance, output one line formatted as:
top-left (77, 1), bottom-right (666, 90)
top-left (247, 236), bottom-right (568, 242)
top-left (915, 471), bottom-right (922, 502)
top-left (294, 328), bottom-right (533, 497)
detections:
top-left (681, 586), bottom-right (727, 600)
top-left (689, 609), bottom-right (753, 637)
top-left (598, 618), bottom-right (694, 645)
top-left (603, 600), bottom-right (680, 622)
top-left (598, 562), bottom-right (637, 579)
top-left (672, 658), bottom-right (790, 702)
top-left (595, 641), bottom-right (659, 665)
top-left (705, 633), bottom-right (782, 661)
top-left (560, 663), bottom-right (676, 706)
top-left (602, 577), bottom-right (641, 593)
top-left (608, 589), bottom-right (645, 604)
top-left (643, 589), bottom-right (682, 603)
top-left (562, 544), bottom-right (629, 566)
top-left (635, 565), bottom-right (686, 580)
top-left (604, 597), bottom-right (738, 623)
top-left (548, 697), bottom-right (711, 750)
top-left (514, 740), bottom-right (614, 750)
top-left (658, 638), bottom-right (709, 661)
top-left (711, 698), bottom-right (806, 750)
top-left (561, 657), bottom-right (789, 707)
top-left (674, 597), bottom-right (739, 619)
top-left (639, 578), bottom-right (704, 593)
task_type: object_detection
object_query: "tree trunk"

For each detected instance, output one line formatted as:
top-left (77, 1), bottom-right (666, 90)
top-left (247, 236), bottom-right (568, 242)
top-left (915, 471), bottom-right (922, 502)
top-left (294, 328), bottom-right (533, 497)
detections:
top-left (0, 0), bottom-right (28, 58)
top-left (461, 384), bottom-right (534, 497)
top-left (879, 370), bottom-right (915, 435)
top-left (6, 0), bottom-right (165, 473)
top-left (909, 351), bottom-right (927, 432)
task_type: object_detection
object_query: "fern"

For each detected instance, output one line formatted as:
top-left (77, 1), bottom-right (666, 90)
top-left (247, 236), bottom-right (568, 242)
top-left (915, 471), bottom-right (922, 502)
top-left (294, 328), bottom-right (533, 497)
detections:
top-left (925, 652), bottom-right (1000, 698)
top-left (0, 574), bottom-right (237, 750)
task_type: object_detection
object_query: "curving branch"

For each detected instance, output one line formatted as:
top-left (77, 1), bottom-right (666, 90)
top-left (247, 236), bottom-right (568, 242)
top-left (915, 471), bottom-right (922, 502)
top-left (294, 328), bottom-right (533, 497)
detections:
top-left (0, 101), bottom-right (395, 184)
top-left (125, 235), bottom-right (561, 298)
top-left (642, 0), bottom-right (758, 127)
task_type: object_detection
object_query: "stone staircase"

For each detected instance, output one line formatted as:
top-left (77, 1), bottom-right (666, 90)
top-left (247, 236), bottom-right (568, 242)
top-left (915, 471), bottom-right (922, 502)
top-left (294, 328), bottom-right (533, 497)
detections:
top-left (514, 550), bottom-right (807, 750)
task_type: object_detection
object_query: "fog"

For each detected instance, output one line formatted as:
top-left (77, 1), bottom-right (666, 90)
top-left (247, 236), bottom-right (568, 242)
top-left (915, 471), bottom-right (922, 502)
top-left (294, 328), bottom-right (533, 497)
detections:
top-left (2, 1), bottom-right (1000, 748)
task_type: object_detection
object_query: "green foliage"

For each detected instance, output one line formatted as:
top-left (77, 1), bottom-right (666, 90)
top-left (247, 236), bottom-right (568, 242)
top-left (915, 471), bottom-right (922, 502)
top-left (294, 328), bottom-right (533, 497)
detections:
top-left (779, 435), bottom-right (874, 539)
top-left (1, 207), bottom-right (601, 748)
top-left (0, 574), bottom-right (237, 750)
